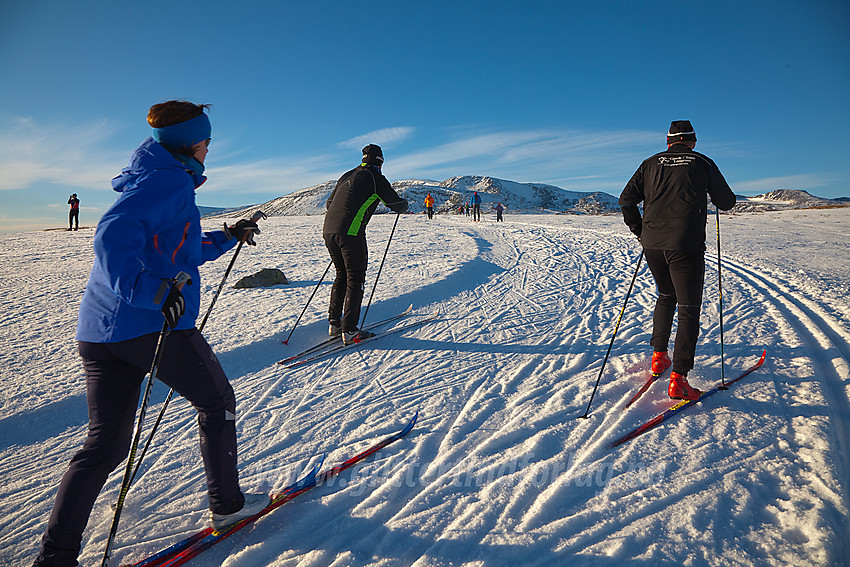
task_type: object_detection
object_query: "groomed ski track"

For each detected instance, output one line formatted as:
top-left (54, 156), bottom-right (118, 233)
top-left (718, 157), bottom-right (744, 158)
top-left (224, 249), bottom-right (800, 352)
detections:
top-left (1, 210), bottom-right (848, 566)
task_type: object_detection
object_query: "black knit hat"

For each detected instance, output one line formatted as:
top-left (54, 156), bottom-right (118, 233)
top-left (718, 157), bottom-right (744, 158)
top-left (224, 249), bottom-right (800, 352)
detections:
top-left (362, 144), bottom-right (384, 166)
top-left (667, 120), bottom-right (697, 145)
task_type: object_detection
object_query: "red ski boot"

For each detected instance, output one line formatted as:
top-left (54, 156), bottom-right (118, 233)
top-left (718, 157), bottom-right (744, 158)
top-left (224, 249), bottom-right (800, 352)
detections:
top-left (651, 351), bottom-right (672, 374)
top-left (668, 372), bottom-right (702, 401)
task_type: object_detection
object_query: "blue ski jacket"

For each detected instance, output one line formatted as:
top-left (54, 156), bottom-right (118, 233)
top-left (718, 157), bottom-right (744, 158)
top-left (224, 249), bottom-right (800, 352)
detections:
top-left (76, 137), bottom-right (237, 343)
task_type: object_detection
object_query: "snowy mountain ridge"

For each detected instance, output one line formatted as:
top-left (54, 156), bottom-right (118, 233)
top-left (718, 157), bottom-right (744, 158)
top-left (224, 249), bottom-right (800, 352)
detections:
top-left (205, 179), bottom-right (848, 220)
top-left (730, 189), bottom-right (848, 213)
top-left (206, 175), bottom-right (622, 219)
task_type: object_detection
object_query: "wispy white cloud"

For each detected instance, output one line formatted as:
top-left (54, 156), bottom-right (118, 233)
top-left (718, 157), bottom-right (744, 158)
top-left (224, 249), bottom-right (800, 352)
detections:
top-left (10, 116), bottom-right (833, 212)
top-left (0, 116), bottom-right (128, 191)
top-left (733, 173), bottom-right (834, 195)
top-left (204, 154), bottom-right (344, 196)
top-left (387, 128), bottom-right (658, 191)
top-left (338, 126), bottom-right (416, 149)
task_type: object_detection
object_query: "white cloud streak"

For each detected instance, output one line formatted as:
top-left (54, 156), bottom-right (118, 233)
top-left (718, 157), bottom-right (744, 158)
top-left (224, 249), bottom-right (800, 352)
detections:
top-left (0, 116), bottom-right (128, 191)
top-left (387, 128), bottom-right (659, 190)
top-left (338, 127), bottom-right (416, 149)
top-left (11, 117), bottom-right (831, 207)
top-left (733, 173), bottom-right (833, 195)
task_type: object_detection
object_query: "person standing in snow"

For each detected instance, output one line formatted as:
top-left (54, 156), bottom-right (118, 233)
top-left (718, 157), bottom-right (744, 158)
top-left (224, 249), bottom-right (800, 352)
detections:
top-left (495, 202), bottom-right (504, 222)
top-left (323, 144), bottom-right (408, 345)
top-left (471, 191), bottom-right (481, 221)
top-left (67, 194), bottom-right (80, 231)
top-left (33, 101), bottom-right (268, 567)
top-left (619, 120), bottom-right (736, 401)
top-left (424, 192), bottom-right (435, 219)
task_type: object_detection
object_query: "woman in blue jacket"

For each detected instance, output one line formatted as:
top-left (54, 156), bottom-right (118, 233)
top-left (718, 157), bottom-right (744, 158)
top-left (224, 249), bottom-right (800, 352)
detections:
top-left (34, 101), bottom-right (268, 567)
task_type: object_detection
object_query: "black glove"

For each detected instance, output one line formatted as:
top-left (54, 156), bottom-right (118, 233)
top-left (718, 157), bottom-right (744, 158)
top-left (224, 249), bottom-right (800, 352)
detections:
top-left (390, 199), bottom-right (409, 214)
top-left (161, 285), bottom-right (186, 329)
top-left (225, 219), bottom-right (260, 245)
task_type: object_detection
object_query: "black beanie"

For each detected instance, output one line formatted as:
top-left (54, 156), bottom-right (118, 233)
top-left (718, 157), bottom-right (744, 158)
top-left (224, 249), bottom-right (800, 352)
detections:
top-left (667, 120), bottom-right (697, 145)
top-left (362, 144), bottom-right (384, 166)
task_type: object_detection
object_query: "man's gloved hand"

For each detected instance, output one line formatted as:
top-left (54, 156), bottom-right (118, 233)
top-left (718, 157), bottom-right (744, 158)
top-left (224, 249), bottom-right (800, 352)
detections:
top-left (224, 219), bottom-right (260, 245)
top-left (161, 285), bottom-right (186, 329)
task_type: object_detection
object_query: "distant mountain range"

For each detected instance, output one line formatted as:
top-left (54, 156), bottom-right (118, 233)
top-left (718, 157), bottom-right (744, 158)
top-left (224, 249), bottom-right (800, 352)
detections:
top-left (729, 189), bottom-right (849, 213)
top-left (203, 178), bottom-right (848, 219)
top-left (205, 175), bottom-right (621, 219)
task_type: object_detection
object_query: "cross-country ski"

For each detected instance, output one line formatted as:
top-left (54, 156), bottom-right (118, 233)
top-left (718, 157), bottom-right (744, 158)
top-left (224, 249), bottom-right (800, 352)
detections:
top-left (123, 413), bottom-right (417, 567)
top-left (279, 304), bottom-right (414, 364)
top-left (611, 350), bottom-right (768, 448)
top-left (279, 312), bottom-right (440, 368)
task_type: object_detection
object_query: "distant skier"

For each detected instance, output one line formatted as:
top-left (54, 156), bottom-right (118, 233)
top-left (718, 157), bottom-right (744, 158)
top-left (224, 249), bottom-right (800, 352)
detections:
top-left (424, 192), bottom-right (435, 219)
top-left (323, 144), bottom-right (408, 345)
top-left (495, 202), bottom-right (504, 222)
top-left (465, 202), bottom-right (470, 216)
top-left (619, 120), bottom-right (736, 400)
top-left (471, 191), bottom-right (481, 221)
top-left (33, 100), bottom-right (267, 567)
top-left (67, 194), bottom-right (79, 231)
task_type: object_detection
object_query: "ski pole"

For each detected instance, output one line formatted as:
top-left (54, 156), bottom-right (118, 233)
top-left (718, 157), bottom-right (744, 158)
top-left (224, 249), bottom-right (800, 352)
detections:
top-left (101, 272), bottom-right (191, 567)
top-left (360, 212), bottom-right (400, 328)
top-left (129, 211), bottom-right (265, 488)
top-left (282, 259), bottom-right (333, 345)
top-left (198, 210), bottom-right (267, 330)
top-left (579, 249), bottom-right (644, 419)
top-left (716, 207), bottom-right (727, 389)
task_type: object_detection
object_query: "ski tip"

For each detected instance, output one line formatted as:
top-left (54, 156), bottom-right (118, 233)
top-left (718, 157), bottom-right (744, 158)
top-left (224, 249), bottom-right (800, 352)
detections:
top-left (400, 410), bottom-right (419, 436)
top-left (306, 454), bottom-right (326, 478)
top-left (758, 349), bottom-right (767, 363)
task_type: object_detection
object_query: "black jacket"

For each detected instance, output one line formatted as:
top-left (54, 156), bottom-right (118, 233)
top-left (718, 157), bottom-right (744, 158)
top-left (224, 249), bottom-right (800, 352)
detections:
top-left (323, 165), bottom-right (408, 236)
top-left (619, 143), bottom-right (736, 251)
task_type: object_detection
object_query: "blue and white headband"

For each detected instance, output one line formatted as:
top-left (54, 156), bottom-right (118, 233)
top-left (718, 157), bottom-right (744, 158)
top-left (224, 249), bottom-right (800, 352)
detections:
top-left (151, 113), bottom-right (211, 149)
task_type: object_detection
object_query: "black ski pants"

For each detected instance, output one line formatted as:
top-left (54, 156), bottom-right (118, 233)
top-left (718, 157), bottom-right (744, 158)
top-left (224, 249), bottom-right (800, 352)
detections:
top-left (644, 249), bottom-right (705, 375)
top-left (36, 329), bottom-right (242, 567)
top-left (69, 209), bottom-right (79, 230)
top-left (324, 233), bottom-right (368, 332)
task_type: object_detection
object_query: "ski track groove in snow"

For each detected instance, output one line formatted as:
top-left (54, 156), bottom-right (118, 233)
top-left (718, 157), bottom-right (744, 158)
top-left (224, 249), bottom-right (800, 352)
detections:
top-left (2, 211), bottom-right (849, 566)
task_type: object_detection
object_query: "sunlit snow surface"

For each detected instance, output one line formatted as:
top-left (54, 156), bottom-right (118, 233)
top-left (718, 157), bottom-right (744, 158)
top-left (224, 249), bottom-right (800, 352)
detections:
top-left (1, 208), bottom-right (849, 566)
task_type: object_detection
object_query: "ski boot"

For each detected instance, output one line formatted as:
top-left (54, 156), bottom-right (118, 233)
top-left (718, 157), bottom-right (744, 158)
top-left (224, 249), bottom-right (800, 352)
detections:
top-left (651, 351), bottom-right (672, 374)
top-left (668, 372), bottom-right (701, 401)
top-left (343, 328), bottom-right (376, 345)
top-left (211, 493), bottom-right (271, 531)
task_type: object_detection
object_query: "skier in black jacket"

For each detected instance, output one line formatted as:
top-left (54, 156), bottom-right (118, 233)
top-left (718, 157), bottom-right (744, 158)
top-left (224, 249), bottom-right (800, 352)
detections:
top-left (323, 144), bottom-right (408, 345)
top-left (619, 120), bottom-right (736, 400)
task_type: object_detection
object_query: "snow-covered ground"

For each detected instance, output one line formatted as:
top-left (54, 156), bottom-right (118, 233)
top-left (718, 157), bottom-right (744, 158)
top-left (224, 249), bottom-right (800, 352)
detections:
top-left (1, 208), bottom-right (849, 566)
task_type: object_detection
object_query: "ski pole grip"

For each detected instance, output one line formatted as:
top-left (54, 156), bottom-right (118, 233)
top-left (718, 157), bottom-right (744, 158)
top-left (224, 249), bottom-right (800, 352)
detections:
top-left (250, 210), bottom-right (267, 222)
top-left (173, 271), bottom-right (192, 289)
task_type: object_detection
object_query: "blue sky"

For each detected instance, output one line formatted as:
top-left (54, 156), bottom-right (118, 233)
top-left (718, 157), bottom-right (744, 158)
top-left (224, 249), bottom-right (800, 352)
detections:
top-left (2, 0), bottom-right (848, 231)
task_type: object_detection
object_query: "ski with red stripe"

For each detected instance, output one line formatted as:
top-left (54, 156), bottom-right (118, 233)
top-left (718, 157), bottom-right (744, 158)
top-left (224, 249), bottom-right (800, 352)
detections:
top-left (123, 412), bottom-right (418, 567)
top-left (123, 458), bottom-right (324, 567)
top-left (624, 371), bottom-right (664, 408)
top-left (611, 350), bottom-right (767, 448)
